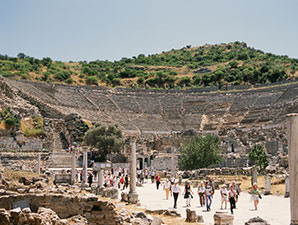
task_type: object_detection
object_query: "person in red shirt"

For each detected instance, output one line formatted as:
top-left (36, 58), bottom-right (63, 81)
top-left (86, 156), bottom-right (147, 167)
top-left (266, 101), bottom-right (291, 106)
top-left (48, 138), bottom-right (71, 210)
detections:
top-left (155, 174), bottom-right (161, 190)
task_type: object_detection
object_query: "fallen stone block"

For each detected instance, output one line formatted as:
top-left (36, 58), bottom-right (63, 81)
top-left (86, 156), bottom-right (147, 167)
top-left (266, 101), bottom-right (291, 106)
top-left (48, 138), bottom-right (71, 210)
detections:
top-left (214, 211), bottom-right (234, 225)
top-left (244, 216), bottom-right (270, 225)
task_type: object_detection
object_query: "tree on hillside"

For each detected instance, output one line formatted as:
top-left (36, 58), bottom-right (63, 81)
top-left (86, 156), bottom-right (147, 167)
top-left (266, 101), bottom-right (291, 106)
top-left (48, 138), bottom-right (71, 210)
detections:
top-left (84, 123), bottom-right (124, 162)
top-left (248, 144), bottom-right (269, 171)
top-left (17, 53), bottom-right (26, 59)
top-left (179, 134), bottom-right (222, 170)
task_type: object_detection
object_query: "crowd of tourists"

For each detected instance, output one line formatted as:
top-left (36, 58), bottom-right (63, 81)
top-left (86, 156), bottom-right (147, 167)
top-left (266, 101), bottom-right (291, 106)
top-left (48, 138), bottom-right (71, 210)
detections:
top-left (158, 176), bottom-right (261, 214)
top-left (82, 168), bottom-right (261, 214)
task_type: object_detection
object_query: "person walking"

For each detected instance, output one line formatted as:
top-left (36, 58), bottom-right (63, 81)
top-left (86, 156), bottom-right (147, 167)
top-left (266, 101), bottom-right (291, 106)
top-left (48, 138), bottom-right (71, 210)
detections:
top-left (231, 180), bottom-right (240, 206)
top-left (150, 170), bottom-right (155, 183)
top-left (198, 181), bottom-right (205, 207)
top-left (171, 181), bottom-right (181, 209)
top-left (220, 184), bottom-right (228, 209)
top-left (183, 182), bottom-right (194, 207)
top-left (123, 174), bottom-right (129, 190)
top-left (155, 174), bottom-right (161, 190)
top-left (250, 183), bottom-right (260, 210)
top-left (228, 184), bottom-right (237, 214)
top-left (87, 173), bottom-right (93, 187)
top-left (205, 182), bottom-right (214, 211)
top-left (163, 179), bottom-right (171, 200)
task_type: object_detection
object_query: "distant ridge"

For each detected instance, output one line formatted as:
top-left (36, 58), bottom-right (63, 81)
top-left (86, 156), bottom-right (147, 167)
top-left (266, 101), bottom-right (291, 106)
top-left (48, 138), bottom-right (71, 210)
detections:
top-left (0, 41), bottom-right (297, 89)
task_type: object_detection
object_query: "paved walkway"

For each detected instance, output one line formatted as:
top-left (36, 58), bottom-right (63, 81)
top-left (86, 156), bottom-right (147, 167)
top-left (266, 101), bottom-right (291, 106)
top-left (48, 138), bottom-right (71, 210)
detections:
top-left (135, 183), bottom-right (290, 225)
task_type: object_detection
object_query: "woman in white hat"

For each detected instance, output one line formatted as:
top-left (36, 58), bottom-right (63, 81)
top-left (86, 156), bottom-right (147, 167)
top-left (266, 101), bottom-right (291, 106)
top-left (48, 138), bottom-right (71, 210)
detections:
top-left (220, 184), bottom-right (228, 209)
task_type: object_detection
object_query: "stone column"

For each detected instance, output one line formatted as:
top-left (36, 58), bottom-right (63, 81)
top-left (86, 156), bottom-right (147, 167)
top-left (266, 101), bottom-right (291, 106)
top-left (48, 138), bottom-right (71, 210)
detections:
top-left (287, 113), bottom-right (298, 224)
top-left (36, 153), bottom-right (41, 174)
top-left (285, 175), bottom-right (290, 198)
top-left (171, 147), bottom-right (176, 175)
top-left (251, 166), bottom-right (257, 186)
top-left (128, 136), bottom-right (138, 204)
top-left (98, 168), bottom-right (104, 187)
top-left (81, 151), bottom-right (88, 189)
top-left (264, 174), bottom-right (271, 195)
top-left (71, 153), bottom-right (76, 185)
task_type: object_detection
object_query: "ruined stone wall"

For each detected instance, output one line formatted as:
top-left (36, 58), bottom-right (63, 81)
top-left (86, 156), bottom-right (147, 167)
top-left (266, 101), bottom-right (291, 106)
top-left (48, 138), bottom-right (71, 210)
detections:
top-left (0, 193), bottom-right (122, 225)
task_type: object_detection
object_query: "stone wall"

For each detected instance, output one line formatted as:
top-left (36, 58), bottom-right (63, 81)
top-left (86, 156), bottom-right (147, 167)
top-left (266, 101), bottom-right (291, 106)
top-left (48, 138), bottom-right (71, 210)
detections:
top-left (0, 193), bottom-right (122, 225)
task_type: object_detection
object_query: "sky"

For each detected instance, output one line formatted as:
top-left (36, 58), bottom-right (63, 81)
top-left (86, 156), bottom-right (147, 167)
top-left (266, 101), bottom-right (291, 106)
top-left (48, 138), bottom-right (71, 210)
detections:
top-left (1, 0), bottom-right (298, 62)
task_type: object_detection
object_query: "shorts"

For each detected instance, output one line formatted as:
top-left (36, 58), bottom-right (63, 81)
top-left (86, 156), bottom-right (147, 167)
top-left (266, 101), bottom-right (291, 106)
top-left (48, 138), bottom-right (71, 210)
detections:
top-left (221, 195), bottom-right (227, 201)
top-left (252, 194), bottom-right (259, 201)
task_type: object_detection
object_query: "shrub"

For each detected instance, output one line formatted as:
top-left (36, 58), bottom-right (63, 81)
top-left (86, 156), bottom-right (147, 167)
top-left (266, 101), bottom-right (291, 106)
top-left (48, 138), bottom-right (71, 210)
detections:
top-left (85, 76), bottom-right (98, 85)
top-left (54, 71), bottom-right (71, 81)
top-left (24, 128), bottom-right (44, 137)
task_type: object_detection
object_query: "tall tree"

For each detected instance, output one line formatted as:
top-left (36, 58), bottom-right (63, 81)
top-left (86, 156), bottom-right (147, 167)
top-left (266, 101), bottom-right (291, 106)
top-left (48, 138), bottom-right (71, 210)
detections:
top-left (179, 134), bottom-right (222, 170)
top-left (248, 144), bottom-right (269, 171)
top-left (84, 123), bottom-right (124, 162)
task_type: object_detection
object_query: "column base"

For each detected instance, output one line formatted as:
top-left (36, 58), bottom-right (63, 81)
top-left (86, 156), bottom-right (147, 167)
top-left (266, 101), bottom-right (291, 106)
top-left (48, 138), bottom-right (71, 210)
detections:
top-left (128, 192), bottom-right (139, 204)
top-left (284, 192), bottom-right (290, 198)
top-left (291, 221), bottom-right (298, 225)
top-left (264, 191), bottom-right (271, 195)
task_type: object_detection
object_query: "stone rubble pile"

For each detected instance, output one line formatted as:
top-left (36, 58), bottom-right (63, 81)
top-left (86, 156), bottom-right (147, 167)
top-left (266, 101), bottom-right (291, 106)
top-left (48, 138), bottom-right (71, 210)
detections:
top-left (0, 207), bottom-right (89, 225)
top-left (244, 216), bottom-right (271, 225)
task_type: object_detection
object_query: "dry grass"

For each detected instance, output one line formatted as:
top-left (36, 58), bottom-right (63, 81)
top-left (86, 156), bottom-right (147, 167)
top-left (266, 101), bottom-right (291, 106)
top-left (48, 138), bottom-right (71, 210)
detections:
top-left (184, 175), bottom-right (286, 196)
top-left (4, 169), bottom-right (41, 181)
top-left (0, 120), bottom-right (6, 129)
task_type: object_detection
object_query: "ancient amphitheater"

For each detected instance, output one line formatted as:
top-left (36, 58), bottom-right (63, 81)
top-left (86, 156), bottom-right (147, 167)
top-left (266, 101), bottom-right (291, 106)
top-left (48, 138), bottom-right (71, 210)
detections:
top-left (1, 77), bottom-right (298, 169)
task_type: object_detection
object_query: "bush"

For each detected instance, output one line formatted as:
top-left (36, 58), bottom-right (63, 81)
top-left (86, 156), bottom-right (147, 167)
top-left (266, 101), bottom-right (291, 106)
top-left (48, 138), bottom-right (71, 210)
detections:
top-left (54, 71), bottom-right (71, 81)
top-left (24, 128), bottom-right (44, 137)
top-left (177, 76), bottom-right (191, 87)
top-left (2, 71), bottom-right (14, 77)
top-left (42, 72), bottom-right (50, 81)
top-left (85, 76), bottom-right (98, 85)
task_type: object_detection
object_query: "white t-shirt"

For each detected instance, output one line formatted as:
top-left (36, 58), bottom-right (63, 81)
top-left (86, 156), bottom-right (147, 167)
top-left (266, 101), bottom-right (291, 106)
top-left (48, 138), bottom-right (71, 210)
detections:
top-left (229, 189), bottom-right (236, 198)
top-left (198, 186), bottom-right (205, 193)
top-left (205, 187), bottom-right (212, 195)
top-left (164, 182), bottom-right (171, 189)
top-left (220, 187), bottom-right (227, 195)
top-left (172, 185), bottom-right (180, 193)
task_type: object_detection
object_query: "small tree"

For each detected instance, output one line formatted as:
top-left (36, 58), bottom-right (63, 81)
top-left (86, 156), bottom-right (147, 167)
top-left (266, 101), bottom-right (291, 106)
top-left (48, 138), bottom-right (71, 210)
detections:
top-left (179, 134), bottom-right (222, 170)
top-left (248, 144), bottom-right (269, 171)
top-left (84, 123), bottom-right (124, 162)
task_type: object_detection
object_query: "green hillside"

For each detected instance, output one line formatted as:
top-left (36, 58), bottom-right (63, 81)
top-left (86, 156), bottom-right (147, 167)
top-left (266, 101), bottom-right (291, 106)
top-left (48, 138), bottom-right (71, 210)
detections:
top-left (1, 41), bottom-right (298, 89)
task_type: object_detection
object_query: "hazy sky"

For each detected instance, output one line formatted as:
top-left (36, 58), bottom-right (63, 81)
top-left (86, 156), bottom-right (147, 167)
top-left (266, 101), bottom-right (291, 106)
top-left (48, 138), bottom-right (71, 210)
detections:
top-left (1, 0), bottom-right (298, 61)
